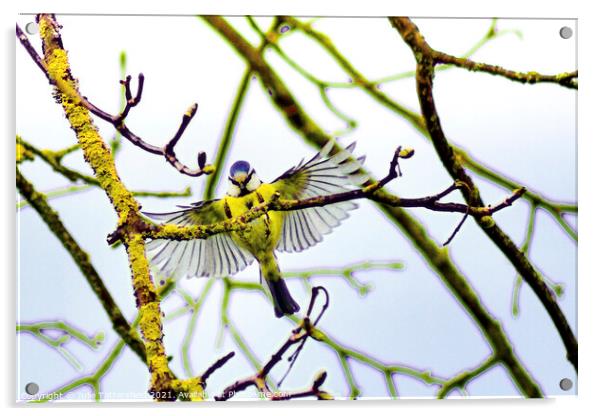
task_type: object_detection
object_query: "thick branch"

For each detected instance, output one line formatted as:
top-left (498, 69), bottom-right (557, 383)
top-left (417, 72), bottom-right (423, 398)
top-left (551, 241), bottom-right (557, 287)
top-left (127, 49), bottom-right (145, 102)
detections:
top-left (16, 167), bottom-right (146, 361)
top-left (34, 12), bottom-right (172, 398)
top-left (29, 14), bottom-right (230, 401)
top-left (389, 16), bottom-right (577, 371)
top-left (203, 16), bottom-right (543, 397)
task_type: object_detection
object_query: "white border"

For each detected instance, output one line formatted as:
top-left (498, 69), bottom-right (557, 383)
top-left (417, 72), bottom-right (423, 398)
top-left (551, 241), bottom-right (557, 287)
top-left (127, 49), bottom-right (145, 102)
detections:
top-left (3, 1), bottom-right (600, 415)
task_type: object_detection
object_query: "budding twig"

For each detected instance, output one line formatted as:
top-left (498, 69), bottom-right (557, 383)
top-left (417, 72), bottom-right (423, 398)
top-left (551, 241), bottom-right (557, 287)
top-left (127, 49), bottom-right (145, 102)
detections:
top-left (16, 24), bottom-right (214, 178)
top-left (215, 287), bottom-right (333, 401)
top-left (199, 351), bottom-right (236, 388)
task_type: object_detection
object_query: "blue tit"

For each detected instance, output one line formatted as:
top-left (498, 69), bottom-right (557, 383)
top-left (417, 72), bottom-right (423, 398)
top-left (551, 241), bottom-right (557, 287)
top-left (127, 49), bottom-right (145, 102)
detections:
top-left (144, 140), bottom-right (367, 318)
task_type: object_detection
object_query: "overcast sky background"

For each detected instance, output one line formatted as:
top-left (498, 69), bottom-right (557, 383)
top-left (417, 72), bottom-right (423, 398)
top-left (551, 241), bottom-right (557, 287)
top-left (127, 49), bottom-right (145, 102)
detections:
top-left (16, 15), bottom-right (576, 400)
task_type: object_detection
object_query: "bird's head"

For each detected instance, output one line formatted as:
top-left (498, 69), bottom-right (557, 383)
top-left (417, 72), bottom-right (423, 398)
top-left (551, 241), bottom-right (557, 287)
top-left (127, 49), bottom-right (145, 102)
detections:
top-left (227, 160), bottom-right (261, 196)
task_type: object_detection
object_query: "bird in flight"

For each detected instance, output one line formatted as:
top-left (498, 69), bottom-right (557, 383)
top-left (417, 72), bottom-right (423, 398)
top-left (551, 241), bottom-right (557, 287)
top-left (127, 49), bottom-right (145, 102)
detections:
top-left (144, 140), bottom-right (367, 318)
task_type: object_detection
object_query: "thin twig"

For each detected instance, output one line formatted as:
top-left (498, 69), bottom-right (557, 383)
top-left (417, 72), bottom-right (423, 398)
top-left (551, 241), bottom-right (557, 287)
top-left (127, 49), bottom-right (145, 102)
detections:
top-left (16, 24), bottom-right (47, 77)
top-left (17, 321), bottom-right (104, 371)
top-left (180, 279), bottom-right (216, 377)
top-left (199, 351), bottom-right (236, 388)
top-left (512, 204), bottom-right (537, 316)
top-left (16, 136), bottom-right (192, 199)
top-left (16, 24), bottom-right (214, 178)
top-left (435, 54), bottom-right (578, 89)
top-left (443, 208), bottom-right (470, 246)
top-left (437, 355), bottom-right (499, 398)
top-left (215, 287), bottom-right (332, 401)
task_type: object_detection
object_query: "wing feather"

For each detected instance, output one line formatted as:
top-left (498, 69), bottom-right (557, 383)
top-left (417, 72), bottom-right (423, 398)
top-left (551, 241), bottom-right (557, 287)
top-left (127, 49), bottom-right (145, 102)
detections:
top-left (143, 200), bottom-right (254, 279)
top-left (272, 140), bottom-right (366, 253)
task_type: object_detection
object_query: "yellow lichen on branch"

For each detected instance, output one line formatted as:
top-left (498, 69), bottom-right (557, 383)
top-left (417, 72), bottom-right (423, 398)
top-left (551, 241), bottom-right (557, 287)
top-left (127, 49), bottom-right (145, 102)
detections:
top-left (35, 14), bottom-right (196, 401)
top-left (16, 140), bottom-right (34, 163)
top-left (125, 233), bottom-right (175, 396)
top-left (37, 16), bottom-right (138, 226)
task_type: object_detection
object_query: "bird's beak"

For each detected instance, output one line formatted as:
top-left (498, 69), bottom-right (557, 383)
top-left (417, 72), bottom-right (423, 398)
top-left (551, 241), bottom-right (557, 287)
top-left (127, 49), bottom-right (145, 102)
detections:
top-left (232, 172), bottom-right (248, 184)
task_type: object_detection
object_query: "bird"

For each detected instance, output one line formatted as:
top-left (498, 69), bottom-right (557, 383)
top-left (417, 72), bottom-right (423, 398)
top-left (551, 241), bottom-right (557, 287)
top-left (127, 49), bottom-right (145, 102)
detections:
top-left (143, 140), bottom-right (368, 318)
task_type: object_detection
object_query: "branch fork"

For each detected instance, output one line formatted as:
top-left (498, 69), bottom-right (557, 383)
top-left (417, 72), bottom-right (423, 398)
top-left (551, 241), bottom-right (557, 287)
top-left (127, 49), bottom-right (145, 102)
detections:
top-left (216, 287), bottom-right (333, 401)
top-left (87, 73), bottom-right (214, 177)
top-left (15, 24), bottom-right (215, 178)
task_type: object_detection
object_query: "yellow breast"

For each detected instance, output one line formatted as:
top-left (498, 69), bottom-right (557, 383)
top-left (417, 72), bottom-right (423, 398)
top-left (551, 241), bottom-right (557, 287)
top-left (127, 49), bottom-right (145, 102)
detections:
top-left (225, 183), bottom-right (283, 258)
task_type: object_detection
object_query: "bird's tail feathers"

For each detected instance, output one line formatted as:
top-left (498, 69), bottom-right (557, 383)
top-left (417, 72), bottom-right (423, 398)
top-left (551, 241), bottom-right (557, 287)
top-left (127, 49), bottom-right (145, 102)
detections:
top-left (260, 255), bottom-right (300, 318)
top-left (266, 278), bottom-right (300, 318)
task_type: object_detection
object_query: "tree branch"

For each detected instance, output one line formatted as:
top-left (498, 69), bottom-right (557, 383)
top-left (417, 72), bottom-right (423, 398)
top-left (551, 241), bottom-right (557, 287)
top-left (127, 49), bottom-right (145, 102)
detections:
top-left (16, 167), bottom-right (146, 362)
top-left (139, 147), bottom-right (525, 245)
top-left (437, 355), bottom-right (498, 398)
top-left (435, 54), bottom-right (577, 89)
top-left (16, 23), bottom-right (214, 178)
top-left (216, 287), bottom-right (333, 401)
top-left (25, 14), bottom-right (229, 401)
top-left (16, 136), bottom-right (192, 199)
top-left (17, 320), bottom-right (104, 371)
top-left (389, 16), bottom-right (577, 371)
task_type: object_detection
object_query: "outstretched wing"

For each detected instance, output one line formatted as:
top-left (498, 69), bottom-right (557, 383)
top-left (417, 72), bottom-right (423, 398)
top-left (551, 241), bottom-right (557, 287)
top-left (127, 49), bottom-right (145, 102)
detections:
top-left (143, 200), bottom-right (254, 279)
top-left (271, 140), bottom-right (368, 253)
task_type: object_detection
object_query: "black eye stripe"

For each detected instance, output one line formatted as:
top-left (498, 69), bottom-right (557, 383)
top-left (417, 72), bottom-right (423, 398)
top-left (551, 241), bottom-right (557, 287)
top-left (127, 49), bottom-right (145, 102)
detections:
top-left (242, 174), bottom-right (252, 187)
top-left (228, 169), bottom-right (255, 189)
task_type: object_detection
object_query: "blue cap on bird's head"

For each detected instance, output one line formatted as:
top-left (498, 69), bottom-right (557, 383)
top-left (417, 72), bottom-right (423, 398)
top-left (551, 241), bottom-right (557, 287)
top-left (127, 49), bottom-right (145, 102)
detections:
top-left (229, 160), bottom-right (252, 184)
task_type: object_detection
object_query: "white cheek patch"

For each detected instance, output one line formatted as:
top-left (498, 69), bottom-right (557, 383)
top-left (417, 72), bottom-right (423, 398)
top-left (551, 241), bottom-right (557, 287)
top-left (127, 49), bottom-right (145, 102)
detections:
top-left (246, 173), bottom-right (261, 192)
top-left (227, 184), bottom-right (241, 197)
